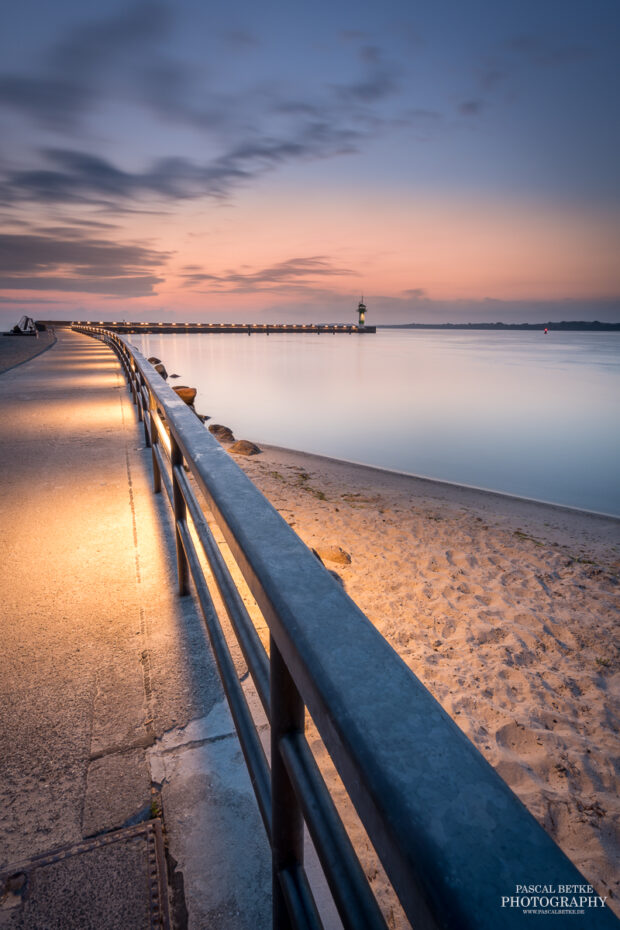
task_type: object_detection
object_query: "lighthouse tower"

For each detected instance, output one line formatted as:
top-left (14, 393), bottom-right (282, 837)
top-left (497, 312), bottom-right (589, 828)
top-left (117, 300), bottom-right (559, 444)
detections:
top-left (357, 297), bottom-right (367, 328)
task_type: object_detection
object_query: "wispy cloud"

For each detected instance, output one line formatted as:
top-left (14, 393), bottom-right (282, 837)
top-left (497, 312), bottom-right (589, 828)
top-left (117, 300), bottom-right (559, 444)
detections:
top-left (0, 232), bottom-right (168, 296)
top-left (458, 100), bottom-right (483, 117)
top-left (465, 30), bottom-right (594, 117)
top-left (331, 45), bottom-right (399, 103)
top-left (0, 2), bottom-right (171, 130)
top-left (0, 2), bottom-right (414, 216)
top-left (182, 256), bottom-right (356, 292)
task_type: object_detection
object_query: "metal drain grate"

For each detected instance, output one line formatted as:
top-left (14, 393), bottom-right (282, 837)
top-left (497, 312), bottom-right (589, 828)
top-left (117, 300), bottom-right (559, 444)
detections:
top-left (0, 820), bottom-right (170, 930)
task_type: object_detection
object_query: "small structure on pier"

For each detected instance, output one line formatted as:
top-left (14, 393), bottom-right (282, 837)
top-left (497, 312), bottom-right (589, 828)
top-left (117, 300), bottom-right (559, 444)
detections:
top-left (357, 297), bottom-right (367, 327)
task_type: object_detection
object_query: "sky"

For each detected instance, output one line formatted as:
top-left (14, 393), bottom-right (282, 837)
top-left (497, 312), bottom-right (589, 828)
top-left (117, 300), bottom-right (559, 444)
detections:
top-left (0, 0), bottom-right (619, 325)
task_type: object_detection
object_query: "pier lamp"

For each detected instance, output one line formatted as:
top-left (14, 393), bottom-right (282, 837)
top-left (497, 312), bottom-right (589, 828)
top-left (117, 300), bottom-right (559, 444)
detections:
top-left (357, 298), bottom-right (367, 327)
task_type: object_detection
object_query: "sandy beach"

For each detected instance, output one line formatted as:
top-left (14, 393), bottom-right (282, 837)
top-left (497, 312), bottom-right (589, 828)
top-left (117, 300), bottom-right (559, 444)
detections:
top-left (0, 332), bottom-right (56, 374)
top-left (222, 440), bottom-right (620, 917)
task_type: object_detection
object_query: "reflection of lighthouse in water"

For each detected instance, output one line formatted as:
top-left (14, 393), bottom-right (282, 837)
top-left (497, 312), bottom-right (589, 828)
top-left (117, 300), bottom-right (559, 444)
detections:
top-left (357, 297), bottom-right (367, 328)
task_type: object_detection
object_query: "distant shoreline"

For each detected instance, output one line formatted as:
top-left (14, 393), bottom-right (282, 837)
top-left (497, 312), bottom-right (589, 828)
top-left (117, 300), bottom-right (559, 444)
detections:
top-left (378, 321), bottom-right (620, 331)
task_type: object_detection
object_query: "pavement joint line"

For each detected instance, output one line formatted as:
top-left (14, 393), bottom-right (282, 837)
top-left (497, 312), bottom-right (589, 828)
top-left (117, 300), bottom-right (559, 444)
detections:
top-left (152, 721), bottom-right (270, 756)
top-left (88, 733), bottom-right (157, 762)
top-left (117, 365), bottom-right (156, 743)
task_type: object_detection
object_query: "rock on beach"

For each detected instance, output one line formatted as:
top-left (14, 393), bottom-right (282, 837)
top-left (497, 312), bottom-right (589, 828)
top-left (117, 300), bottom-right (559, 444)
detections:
top-left (172, 385), bottom-right (197, 406)
top-left (208, 424), bottom-right (235, 442)
top-left (314, 545), bottom-right (351, 565)
top-left (229, 440), bottom-right (261, 456)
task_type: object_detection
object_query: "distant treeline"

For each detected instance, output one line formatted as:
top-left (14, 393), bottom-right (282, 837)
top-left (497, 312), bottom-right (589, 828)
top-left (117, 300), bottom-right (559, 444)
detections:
top-left (378, 321), bottom-right (620, 331)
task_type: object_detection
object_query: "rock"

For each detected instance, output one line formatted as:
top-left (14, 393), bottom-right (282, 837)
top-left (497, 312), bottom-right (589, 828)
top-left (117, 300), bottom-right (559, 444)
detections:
top-left (314, 545), bottom-right (351, 565)
top-left (153, 362), bottom-right (168, 380)
top-left (229, 440), bottom-right (261, 456)
top-left (147, 356), bottom-right (161, 364)
top-left (169, 373), bottom-right (180, 378)
top-left (208, 424), bottom-right (235, 442)
top-left (195, 413), bottom-right (211, 423)
top-left (172, 385), bottom-right (197, 406)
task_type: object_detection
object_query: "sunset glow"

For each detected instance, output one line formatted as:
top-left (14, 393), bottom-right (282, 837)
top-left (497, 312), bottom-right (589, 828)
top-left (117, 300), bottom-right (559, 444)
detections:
top-left (1, 0), bottom-right (619, 324)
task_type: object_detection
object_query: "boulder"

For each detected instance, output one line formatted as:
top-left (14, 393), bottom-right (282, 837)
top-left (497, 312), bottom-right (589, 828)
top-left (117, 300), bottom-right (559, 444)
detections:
top-left (229, 440), bottom-right (261, 456)
top-left (153, 362), bottom-right (168, 380)
top-left (208, 424), bottom-right (235, 442)
top-left (195, 413), bottom-right (211, 423)
top-left (169, 373), bottom-right (180, 379)
top-left (172, 385), bottom-right (197, 406)
top-left (147, 356), bottom-right (161, 364)
top-left (313, 545), bottom-right (352, 565)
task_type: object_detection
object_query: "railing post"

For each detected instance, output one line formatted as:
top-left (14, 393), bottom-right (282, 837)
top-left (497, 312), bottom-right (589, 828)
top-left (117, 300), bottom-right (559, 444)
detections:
top-left (136, 372), bottom-right (144, 423)
top-left (150, 404), bottom-right (162, 495)
top-left (271, 635), bottom-right (305, 929)
top-left (171, 433), bottom-right (189, 596)
top-left (142, 397), bottom-right (151, 446)
top-left (129, 357), bottom-right (138, 406)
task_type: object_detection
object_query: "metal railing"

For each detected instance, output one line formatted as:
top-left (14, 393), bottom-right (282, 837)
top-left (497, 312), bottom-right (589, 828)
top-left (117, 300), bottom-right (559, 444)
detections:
top-left (75, 325), bottom-right (618, 930)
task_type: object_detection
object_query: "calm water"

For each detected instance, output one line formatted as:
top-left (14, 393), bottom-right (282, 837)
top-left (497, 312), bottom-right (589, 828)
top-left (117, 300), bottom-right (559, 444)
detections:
top-left (130, 330), bottom-right (620, 517)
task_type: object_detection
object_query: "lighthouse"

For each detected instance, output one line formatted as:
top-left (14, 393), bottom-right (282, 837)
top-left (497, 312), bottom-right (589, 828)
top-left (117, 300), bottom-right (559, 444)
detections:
top-left (357, 297), bottom-right (367, 328)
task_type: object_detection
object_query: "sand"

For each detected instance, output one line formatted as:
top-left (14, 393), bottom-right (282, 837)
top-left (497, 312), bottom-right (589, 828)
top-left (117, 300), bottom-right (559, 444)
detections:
top-left (225, 441), bottom-right (620, 919)
top-left (0, 331), bottom-right (56, 374)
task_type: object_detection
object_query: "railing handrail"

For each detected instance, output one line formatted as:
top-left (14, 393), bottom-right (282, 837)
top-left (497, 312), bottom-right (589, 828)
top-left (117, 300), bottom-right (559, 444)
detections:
top-left (75, 325), bottom-right (618, 930)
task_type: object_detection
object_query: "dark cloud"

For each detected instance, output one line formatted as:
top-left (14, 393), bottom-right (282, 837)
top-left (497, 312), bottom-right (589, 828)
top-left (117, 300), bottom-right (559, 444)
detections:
top-left (332, 46), bottom-right (399, 103)
top-left (471, 32), bottom-right (593, 111)
top-left (223, 29), bottom-right (260, 48)
top-left (0, 295), bottom-right (61, 304)
top-left (0, 149), bottom-right (250, 207)
top-left (0, 275), bottom-right (163, 296)
top-left (0, 2), bottom-right (171, 130)
top-left (479, 67), bottom-right (506, 91)
top-left (182, 256), bottom-right (356, 292)
top-left (57, 217), bottom-right (120, 230)
top-left (39, 226), bottom-right (118, 239)
top-left (0, 3), bottom-right (416, 223)
top-left (458, 100), bottom-right (483, 116)
top-left (406, 108), bottom-right (442, 121)
top-left (0, 232), bottom-right (168, 296)
top-left (0, 115), bottom-right (365, 208)
top-left (47, 1), bottom-right (170, 73)
top-left (0, 76), bottom-right (91, 131)
top-left (340, 30), bottom-right (368, 42)
top-left (504, 34), bottom-right (591, 67)
top-left (181, 273), bottom-right (221, 287)
top-left (401, 288), bottom-right (427, 300)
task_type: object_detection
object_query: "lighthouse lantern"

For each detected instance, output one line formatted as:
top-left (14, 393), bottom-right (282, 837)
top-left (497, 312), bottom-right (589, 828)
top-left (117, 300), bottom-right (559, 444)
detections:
top-left (357, 297), bottom-right (367, 327)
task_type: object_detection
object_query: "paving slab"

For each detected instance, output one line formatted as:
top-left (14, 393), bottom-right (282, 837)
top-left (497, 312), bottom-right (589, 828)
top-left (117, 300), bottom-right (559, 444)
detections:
top-left (0, 330), bottom-right (271, 928)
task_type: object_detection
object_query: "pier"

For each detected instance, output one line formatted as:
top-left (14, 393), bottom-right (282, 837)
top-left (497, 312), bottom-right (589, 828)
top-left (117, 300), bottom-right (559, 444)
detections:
top-left (1, 325), bottom-right (616, 929)
top-left (37, 320), bottom-right (376, 334)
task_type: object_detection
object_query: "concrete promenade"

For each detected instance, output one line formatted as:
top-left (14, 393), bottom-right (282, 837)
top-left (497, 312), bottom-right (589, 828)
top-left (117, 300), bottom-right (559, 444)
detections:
top-left (0, 329), bottom-right (270, 928)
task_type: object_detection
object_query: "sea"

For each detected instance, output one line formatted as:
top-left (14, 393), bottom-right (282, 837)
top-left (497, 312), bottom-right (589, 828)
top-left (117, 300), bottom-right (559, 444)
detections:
top-left (129, 329), bottom-right (620, 518)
